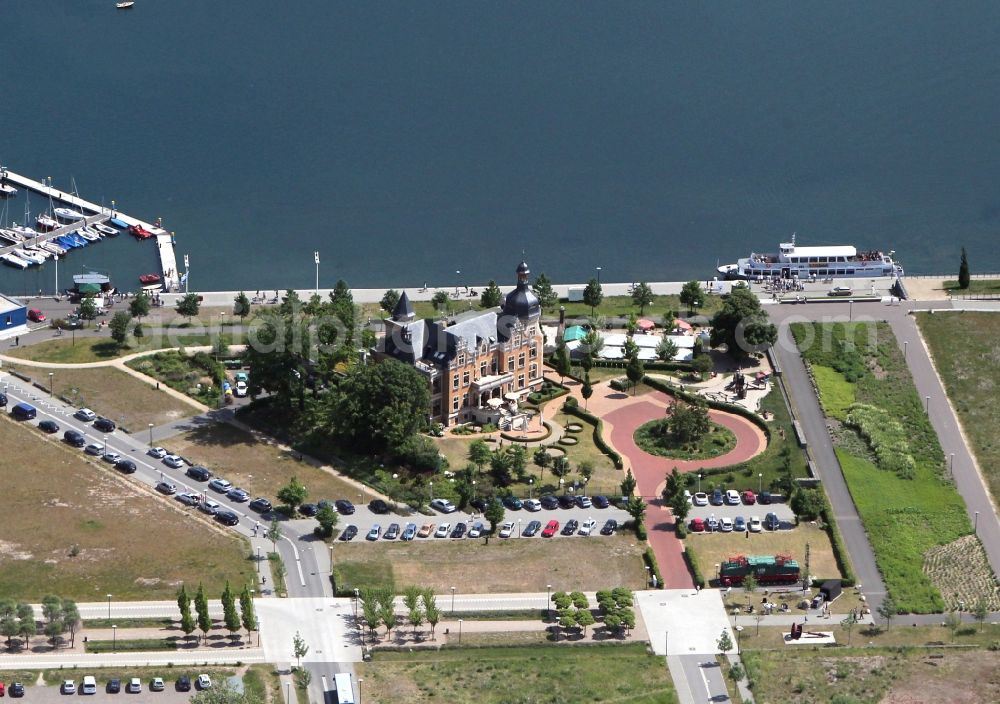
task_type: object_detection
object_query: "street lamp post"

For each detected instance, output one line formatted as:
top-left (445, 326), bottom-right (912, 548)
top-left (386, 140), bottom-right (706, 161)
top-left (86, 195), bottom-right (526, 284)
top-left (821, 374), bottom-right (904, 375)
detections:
top-left (546, 584), bottom-right (552, 619)
top-left (517, 518), bottom-right (522, 538)
top-left (528, 478), bottom-right (534, 499)
top-left (107, 593), bottom-right (112, 619)
top-left (112, 625), bottom-right (116, 653)
top-left (458, 618), bottom-right (463, 644)
top-left (925, 395), bottom-right (930, 413)
top-left (596, 266), bottom-right (602, 285)
top-left (645, 565), bottom-right (651, 587)
top-left (949, 453), bottom-right (954, 478)
top-left (354, 588), bottom-right (360, 619)
top-left (734, 625), bottom-right (743, 655)
top-left (903, 341), bottom-right (908, 360)
top-left (664, 629), bottom-right (668, 657)
top-left (758, 473), bottom-right (763, 494)
top-left (103, 435), bottom-right (108, 456)
top-left (285, 682), bottom-right (290, 704)
top-left (48, 372), bottom-right (53, 396)
top-left (314, 251), bottom-right (320, 295)
top-left (849, 299), bottom-right (853, 321)
top-left (975, 511), bottom-right (980, 535)
top-left (54, 254), bottom-right (59, 297)
top-left (429, 481), bottom-right (434, 501)
top-left (698, 473), bottom-right (703, 493)
top-left (183, 254), bottom-right (190, 293)
top-left (148, 423), bottom-right (154, 446)
top-left (471, 479), bottom-right (476, 500)
top-left (451, 586), bottom-right (456, 614)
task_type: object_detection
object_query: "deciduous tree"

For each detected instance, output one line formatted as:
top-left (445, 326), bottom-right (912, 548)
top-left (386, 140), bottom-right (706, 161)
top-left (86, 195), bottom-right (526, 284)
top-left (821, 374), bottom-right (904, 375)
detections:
top-left (656, 336), bottom-right (678, 362)
top-left (533, 273), bottom-right (558, 311)
top-left (380, 289), bottom-right (400, 315)
top-left (176, 293), bottom-right (201, 322)
top-left (109, 311), bottom-right (133, 346)
top-left (679, 280), bottom-right (705, 314)
top-left (583, 278), bottom-right (603, 317)
top-left (292, 631), bottom-right (309, 666)
top-left (631, 282), bottom-right (654, 315)
top-left (221, 582), bottom-right (241, 639)
top-left (709, 286), bottom-right (776, 358)
top-left (276, 476), bottom-right (308, 512)
top-left (129, 291), bottom-right (151, 321)
top-left (233, 291), bottom-right (251, 320)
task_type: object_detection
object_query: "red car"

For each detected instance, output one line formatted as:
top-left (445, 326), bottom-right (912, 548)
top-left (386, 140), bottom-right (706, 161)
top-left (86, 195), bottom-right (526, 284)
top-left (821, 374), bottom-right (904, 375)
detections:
top-left (27, 309), bottom-right (46, 322)
top-left (689, 517), bottom-right (706, 532)
top-left (742, 490), bottom-right (757, 505)
top-left (541, 519), bottom-right (560, 538)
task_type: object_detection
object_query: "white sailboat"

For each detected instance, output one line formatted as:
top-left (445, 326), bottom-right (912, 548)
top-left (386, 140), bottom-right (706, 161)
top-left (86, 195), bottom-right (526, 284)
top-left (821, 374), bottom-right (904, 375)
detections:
top-left (0, 183), bottom-right (17, 198)
top-left (1, 251), bottom-right (31, 268)
top-left (54, 207), bottom-right (86, 221)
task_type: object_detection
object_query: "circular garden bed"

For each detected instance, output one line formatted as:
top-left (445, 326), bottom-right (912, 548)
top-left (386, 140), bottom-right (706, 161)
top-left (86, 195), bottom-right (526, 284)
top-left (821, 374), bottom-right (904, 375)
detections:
top-left (558, 436), bottom-right (579, 446)
top-left (565, 423), bottom-right (584, 433)
top-left (633, 418), bottom-right (737, 460)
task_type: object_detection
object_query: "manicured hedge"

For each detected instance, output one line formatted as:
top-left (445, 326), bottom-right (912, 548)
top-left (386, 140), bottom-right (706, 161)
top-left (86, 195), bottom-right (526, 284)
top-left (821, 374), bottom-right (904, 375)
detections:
top-left (642, 375), bottom-right (771, 438)
top-left (684, 547), bottom-right (707, 588)
top-left (643, 547), bottom-right (664, 589)
top-left (821, 505), bottom-right (856, 587)
top-left (561, 399), bottom-right (624, 469)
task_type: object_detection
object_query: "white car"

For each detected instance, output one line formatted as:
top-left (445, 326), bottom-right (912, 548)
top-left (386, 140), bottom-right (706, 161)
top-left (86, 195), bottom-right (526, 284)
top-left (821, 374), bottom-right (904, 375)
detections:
top-left (235, 380), bottom-right (248, 397)
top-left (62, 680), bottom-right (76, 695)
top-left (499, 521), bottom-right (515, 538)
top-left (719, 517), bottom-right (734, 532)
top-left (147, 447), bottom-right (167, 459)
top-left (684, 490), bottom-right (692, 503)
top-left (102, 451), bottom-right (122, 464)
top-left (84, 443), bottom-right (104, 456)
top-left (692, 492), bottom-right (709, 506)
top-left (163, 454), bottom-right (184, 468)
top-left (434, 522), bottom-right (452, 538)
top-left (74, 408), bottom-right (96, 422)
top-left (367, 524), bottom-right (382, 541)
top-left (578, 518), bottom-right (597, 536)
top-left (748, 515), bottom-right (763, 533)
top-left (468, 521), bottom-right (484, 538)
top-left (199, 499), bottom-right (221, 515)
top-left (523, 498), bottom-right (542, 512)
top-left (725, 489), bottom-right (741, 506)
top-left (127, 678), bottom-right (142, 694)
top-left (197, 674), bottom-right (212, 690)
top-left (430, 498), bottom-right (456, 513)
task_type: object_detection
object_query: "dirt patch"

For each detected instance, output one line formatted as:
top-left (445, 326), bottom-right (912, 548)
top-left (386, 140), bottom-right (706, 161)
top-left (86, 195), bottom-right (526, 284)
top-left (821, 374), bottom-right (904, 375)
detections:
top-left (923, 534), bottom-right (1000, 610)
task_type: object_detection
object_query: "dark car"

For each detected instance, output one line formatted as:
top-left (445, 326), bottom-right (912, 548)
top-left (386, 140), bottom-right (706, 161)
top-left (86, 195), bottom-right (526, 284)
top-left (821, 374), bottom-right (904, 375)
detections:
top-left (592, 495), bottom-right (610, 509)
top-left (558, 495), bottom-right (577, 509)
top-left (175, 676), bottom-right (191, 692)
top-left (522, 520), bottom-right (542, 537)
top-left (384, 523), bottom-right (400, 540)
top-left (758, 491), bottom-right (772, 505)
top-left (299, 503), bottom-right (318, 517)
top-left (710, 489), bottom-right (725, 506)
top-left (115, 459), bottom-right (137, 474)
top-left (9, 683), bottom-right (25, 698)
top-left (249, 498), bottom-right (273, 513)
top-left (186, 466), bottom-right (211, 481)
top-left (339, 525), bottom-right (358, 541)
top-left (106, 679), bottom-right (121, 694)
top-left (0, 392), bottom-right (6, 407)
top-left (63, 429), bottom-right (86, 447)
top-left (216, 511), bottom-right (240, 527)
top-left (540, 494), bottom-right (559, 510)
top-left (450, 522), bottom-right (467, 538)
top-left (335, 499), bottom-right (355, 515)
top-left (470, 497), bottom-right (488, 512)
top-left (600, 519), bottom-right (618, 535)
top-left (38, 419), bottom-right (60, 434)
top-left (368, 499), bottom-right (390, 514)
top-left (93, 417), bottom-right (116, 432)
top-left (764, 512), bottom-right (781, 531)
top-left (561, 519), bottom-right (579, 536)
top-left (502, 496), bottom-right (523, 510)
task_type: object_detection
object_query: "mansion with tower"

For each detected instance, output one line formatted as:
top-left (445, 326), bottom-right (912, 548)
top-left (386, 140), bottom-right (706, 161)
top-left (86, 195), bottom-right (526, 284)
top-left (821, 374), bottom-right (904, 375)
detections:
top-left (375, 261), bottom-right (545, 427)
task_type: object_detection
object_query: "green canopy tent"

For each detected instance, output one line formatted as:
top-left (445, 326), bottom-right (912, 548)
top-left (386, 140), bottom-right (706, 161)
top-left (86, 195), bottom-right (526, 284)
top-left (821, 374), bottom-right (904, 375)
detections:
top-left (563, 325), bottom-right (588, 342)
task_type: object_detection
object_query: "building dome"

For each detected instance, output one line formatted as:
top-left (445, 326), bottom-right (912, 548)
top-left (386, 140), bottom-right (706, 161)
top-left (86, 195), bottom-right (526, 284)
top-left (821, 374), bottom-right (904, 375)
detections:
top-left (503, 260), bottom-right (540, 319)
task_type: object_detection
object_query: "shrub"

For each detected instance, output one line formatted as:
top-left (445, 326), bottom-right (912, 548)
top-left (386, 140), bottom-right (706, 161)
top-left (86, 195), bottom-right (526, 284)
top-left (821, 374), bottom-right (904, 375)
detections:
top-left (845, 403), bottom-right (915, 478)
top-left (684, 548), bottom-right (707, 588)
top-left (643, 548), bottom-right (663, 589)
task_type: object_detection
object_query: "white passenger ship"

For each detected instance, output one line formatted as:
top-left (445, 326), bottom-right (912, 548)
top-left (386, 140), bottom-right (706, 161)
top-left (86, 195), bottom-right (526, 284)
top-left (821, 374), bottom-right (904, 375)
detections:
top-left (717, 235), bottom-right (903, 280)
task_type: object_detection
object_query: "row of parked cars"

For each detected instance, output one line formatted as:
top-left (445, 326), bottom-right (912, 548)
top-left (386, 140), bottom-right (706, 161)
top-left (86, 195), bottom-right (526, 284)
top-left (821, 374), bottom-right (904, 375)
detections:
top-left (691, 488), bottom-right (779, 507)
top-left (58, 674), bottom-right (212, 695)
top-left (339, 516), bottom-right (620, 542)
top-left (689, 512), bottom-right (781, 533)
top-left (430, 494), bottom-right (620, 514)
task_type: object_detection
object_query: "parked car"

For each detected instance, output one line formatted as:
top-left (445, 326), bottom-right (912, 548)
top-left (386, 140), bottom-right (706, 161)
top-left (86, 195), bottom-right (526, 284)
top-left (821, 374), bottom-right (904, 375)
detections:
top-left (9, 683), bottom-right (24, 698)
top-left (196, 675), bottom-right (212, 690)
top-left (719, 517), bottom-right (734, 532)
top-left (176, 492), bottom-right (200, 506)
top-left (38, 419), bottom-right (60, 433)
top-left (733, 516), bottom-right (747, 532)
top-left (339, 525), bottom-right (358, 541)
top-left (539, 494), bottom-right (559, 510)
top-left (578, 518), bottom-right (597, 536)
top-left (249, 498), bottom-right (272, 513)
top-left (369, 499), bottom-right (390, 514)
top-left (186, 465), bottom-right (211, 480)
top-left (523, 498), bottom-right (542, 512)
top-left (367, 524), bottom-right (382, 541)
top-left (384, 523), bottom-right (400, 540)
top-left (592, 495), bottom-right (611, 509)
top-left (93, 417), bottom-right (116, 432)
top-left (764, 512), bottom-right (781, 531)
top-left (298, 503), bottom-right (318, 517)
top-left (430, 498), bottom-right (457, 513)
top-left (74, 408), bottom-right (97, 422)
top-left (216, 511), bottom-right (240, 526)
top-left (401, 523), bottom-right (417, 541)
top-left (468, 521), bottom-right (484, 538)
top-left (575, 495), bottom-right (592, 508)
top-left (748, 515), bottom-right (763, 533)
top-left (417, 523), bottom-right (435, 538)
top-left (434, 523), bottom-right (451, 538)
top-left (450, 522), bottom-right (467, 538)
top-left (706, 515), bottom-right (719, 531)
top-left (502, 496), bottom-right (523, 510)
top-left (11, 402), bottom-right (36, 421)
top-left (725, 489), bottom-right (741, 506)
top-left (107, 678), bottom-right (121, 694)
top-left (470, 498), bottom-right (488, 512)
top-left (208, 478), bottom-right (232, 493)
top-left (115, 459), bottom-right (137, 474)
top-left (758, 491), bottom-right (772, 505)
top-left (710, 489), bottom-right (724, 506)
top-left (28, 308), bottom-right (46, 322)
top-left (335, 499), bottom-right (355, 515)
top-left (127, 679), bottom-right (141, 694)
top-left (0, 392), bottom-right (5, 407)
top-left (541, 519), bottom-right (560, 537)
top-left (600, 519), bottom-right (618, 535)
top-left (523, 520), bottom-right (542, 537)
top-left (692, 492), bottom-right (708, 506)
top-left (165, 455), bottom-right (186, 469)
top-left (150, 678), bottom-right (165, 692)
top-left (199, 499), bottom-right (221, 515)
top-left (227, 488), bottom-right (250, 502)
top-left (176, 676), bottom-right (191, 692)
top-left (84, 443), bottom-right (103, 456)
top-left (62, 680), bottom-right (76, 695)
top-left (558, 495), bottom-right (577, 509)
top-left (81, 677), bottom-right (97, 695)
top-left (742, 490), bottom-right (756, 505)
top-left (561, 519), bottom-right (579, 536)
top-left (689, 517), bottom-right (706, 532)
top-left (234, 381), bottom-right (248, 397)
top-left (148, 447), bottom-right (167, 459)
top-left (156, 481), bottom-right (177, 495)
top-left (499, 521), bottom-right (515, 538)
top-left (102, 451), bottom-right (122, 464)
top-left (64, 429), bottom-right (86, 447)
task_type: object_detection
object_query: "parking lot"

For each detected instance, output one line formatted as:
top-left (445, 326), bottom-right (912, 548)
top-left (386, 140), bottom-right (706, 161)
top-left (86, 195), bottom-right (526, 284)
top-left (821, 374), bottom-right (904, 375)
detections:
top-left (687, 494), bottom-right (796, 531)
top-left (10, 682), bottom-right (201, 704)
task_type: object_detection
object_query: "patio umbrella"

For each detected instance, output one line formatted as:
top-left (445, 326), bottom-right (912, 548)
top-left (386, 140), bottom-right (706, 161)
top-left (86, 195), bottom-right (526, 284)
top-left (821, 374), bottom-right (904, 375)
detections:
top-left (672, 318), bottom-right (693, 332)
top-left (636, 318), bottom-right (655, 331)
top-left (563, 325), bottom-right (588, 342)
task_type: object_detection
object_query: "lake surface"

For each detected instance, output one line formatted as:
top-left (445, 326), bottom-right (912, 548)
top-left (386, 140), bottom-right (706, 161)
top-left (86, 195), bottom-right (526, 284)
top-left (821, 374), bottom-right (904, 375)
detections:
top-left (3, 0), bottom-right (1000, 295)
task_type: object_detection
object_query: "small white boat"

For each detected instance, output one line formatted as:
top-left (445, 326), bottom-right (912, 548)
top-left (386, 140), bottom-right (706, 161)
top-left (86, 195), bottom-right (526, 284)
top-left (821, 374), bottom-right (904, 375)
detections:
top-left (116, 1), bottom-right (135, 8)
top-left (79, 225), bottom-right (101, 238)
top-left (0, 228), bottom-right (24, 243)
top-left (16, 248), bottom-right (46, 265)
top-left (36, 214), bottom-right (59, 231)
top-left (76, 228), bottom-right (100, 242)
top-left (0, 183), bottom-right (17, 197)
top-left (1, 252), bottom-right (30, 269)
top-left (10, 224), bottom-right (40, 239)
top-left (54, 207), bottom-right (86, 221)
top-left (93, 223), bottom-right (118, 237)
top-left (36, 241), bottom-right (67, 256)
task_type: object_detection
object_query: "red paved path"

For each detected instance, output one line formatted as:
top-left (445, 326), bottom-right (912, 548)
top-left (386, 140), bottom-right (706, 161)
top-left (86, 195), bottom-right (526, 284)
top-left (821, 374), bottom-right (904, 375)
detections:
top-left (604, 391), bottom-right (766, 588)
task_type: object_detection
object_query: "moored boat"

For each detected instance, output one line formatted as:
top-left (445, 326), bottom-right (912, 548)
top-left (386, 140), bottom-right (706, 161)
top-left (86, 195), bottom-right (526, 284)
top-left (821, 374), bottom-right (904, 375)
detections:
top-left (54, 207), bottom-right (86, 221)
top-left (116, 1), bottom-right (135, 8)
top-left (0, 183), bottom-right (17, 198)
top-left (17, 248), bottom-right (48, 264)
top-left (139, 273), bottom-right (161, 285)
top-left (1, 252), bottom-right (31, 269)
top-left (129, 223), bottom-right (154, 239)
top-left (717, 234), bottom-right (904, 281)
top-left (36, 214), bottom-right (59, 231)
top-left (110, 217), bottom-right (129, 229)
top-left (76, 228), bottom-right (100, 242)
top-left (93, 223), bottom-right (118, 237)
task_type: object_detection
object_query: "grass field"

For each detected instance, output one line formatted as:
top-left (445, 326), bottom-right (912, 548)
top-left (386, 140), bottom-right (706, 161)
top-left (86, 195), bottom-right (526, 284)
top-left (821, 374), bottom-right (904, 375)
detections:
top-left (359, 643), bottom-right (676, 704)
top-left (793, 321), bottom-right (974, 613)
top-left (332, 535), bottom-right (647, 595)
top-left (7, 333), bottom-right (242, 364)
top-left (165, 423), bottom-right (362, 504)
top-left (687, 522), bottom-right (843, 584)
top-left (810, 365), bottom-right (856, 421)
top-left (742, 645), bottom-right (1000, 704)
top-left (634, 418), bottom-right (737, 460)
top-left (0, 417), bottom-right (252, 601)
top-left (917, 311), bottom-right (1000, 508)
top-left (943, 278), bottom-right (1000, 294)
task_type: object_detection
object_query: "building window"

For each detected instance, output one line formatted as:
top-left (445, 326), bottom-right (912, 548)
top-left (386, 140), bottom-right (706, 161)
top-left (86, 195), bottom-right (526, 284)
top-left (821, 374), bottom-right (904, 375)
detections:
top-left (517, 374), bottom-right (525, 388)
top-left (452, 397), bottom-right (459, 411)
top-left (529, 364), bottom-right (537, 378)
top-left (432, 378), bottom-right (441, 393)
top-left (453, 375), bottom-right (459, 390)
top-left (530, 345), bottom-right (537, 358)
top-left (458, 355), bottom-right (465, 366)
top-left (480, 362), bottom-right (487, 377)
top-left (491, 360), bottom-right (498, 373)
top-left (508, 356), bottom-right (514, 371)
top-left (463, 371), bottom-right (470, 386)
top-left (518, 353), bottom-right (525, 368)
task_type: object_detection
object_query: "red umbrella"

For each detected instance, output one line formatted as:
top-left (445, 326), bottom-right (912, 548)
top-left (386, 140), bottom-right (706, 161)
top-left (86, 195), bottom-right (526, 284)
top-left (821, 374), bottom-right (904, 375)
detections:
top-left (637, 318), bottom-right (655, 331)
top-left (672, 318), bottom-right (693, 331)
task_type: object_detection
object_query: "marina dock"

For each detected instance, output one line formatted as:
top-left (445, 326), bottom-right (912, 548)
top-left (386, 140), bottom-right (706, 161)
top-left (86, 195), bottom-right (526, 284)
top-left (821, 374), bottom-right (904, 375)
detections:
top-left (0, 168), bottom-right (181, 291)
top-left (0, 211), bottom-right (111, 258)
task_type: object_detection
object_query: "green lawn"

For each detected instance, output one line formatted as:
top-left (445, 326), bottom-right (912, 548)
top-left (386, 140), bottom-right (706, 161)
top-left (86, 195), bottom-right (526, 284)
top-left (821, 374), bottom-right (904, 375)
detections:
top-left (634, 419), bottom-right (736, 460)
top-left (917, 311), bottom-right (1000, 506)
top-left (793, 321), bottom-right (976, 613)
top-left (359, 643), bottom-right (676, 704)
top-left (942, 279), bottom-right (1000, 294)
top-left (811, 364), bottom-right (856, 420)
